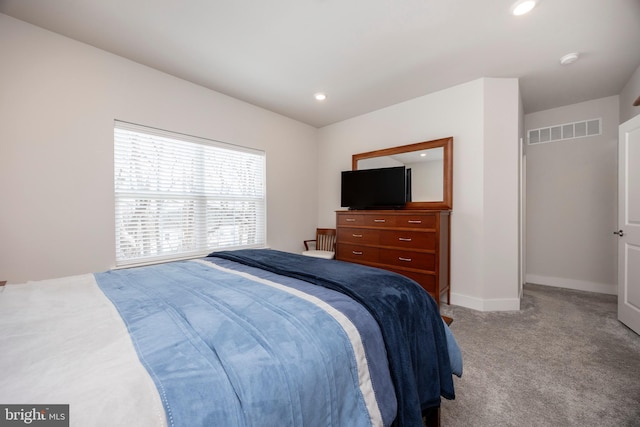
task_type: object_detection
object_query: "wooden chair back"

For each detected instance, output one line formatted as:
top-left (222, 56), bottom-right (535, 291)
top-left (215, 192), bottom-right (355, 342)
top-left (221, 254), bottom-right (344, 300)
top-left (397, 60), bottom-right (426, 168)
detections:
top-left (315, 228), bottom-right (336, 251)
top-left (304, 228), bottom-right (336, 251)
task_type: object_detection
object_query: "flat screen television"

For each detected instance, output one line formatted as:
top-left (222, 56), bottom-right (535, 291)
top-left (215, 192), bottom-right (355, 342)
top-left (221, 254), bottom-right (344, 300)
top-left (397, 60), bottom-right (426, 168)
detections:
top-left (341, 166), bottom-right (407, 210)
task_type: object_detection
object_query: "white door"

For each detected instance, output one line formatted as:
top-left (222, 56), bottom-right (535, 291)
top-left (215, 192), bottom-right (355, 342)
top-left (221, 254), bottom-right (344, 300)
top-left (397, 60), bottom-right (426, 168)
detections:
top-left (618, 114), bottom-right (640, 335)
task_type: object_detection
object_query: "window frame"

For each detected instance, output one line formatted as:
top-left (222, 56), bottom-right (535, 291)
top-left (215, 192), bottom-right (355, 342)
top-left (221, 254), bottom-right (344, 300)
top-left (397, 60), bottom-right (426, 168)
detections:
top-left (113, 120), bottom-right (267, 267)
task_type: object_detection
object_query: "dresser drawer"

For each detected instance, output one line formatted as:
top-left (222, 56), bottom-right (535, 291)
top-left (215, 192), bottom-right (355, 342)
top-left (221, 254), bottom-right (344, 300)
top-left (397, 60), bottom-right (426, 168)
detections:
top-left (362, 214), bottom-right (396, 227)
top-left (337, 213), bottom-right (365, 226)
top-left (394, 213), bottom-right (437, 229)
top-left (379, 248), bottom-right (435, 271)
top-left (338, 227), bottom-right (380, 245)
top-left (337, 243), bottom-right (379, 263)
top-left (379, 230), bottom-right (436, 249)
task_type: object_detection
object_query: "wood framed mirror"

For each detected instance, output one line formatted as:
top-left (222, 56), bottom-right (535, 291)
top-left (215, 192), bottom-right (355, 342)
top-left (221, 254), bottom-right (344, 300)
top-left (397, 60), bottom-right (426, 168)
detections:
top-left (352, 136), bottom-right (453, 210)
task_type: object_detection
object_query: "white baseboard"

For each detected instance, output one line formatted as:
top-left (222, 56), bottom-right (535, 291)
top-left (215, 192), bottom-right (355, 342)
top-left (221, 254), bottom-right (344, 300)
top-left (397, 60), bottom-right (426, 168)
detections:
top-left (450, 292), bottom-right (520, 312)
top-left (525, 274), bottom-right (617, 295)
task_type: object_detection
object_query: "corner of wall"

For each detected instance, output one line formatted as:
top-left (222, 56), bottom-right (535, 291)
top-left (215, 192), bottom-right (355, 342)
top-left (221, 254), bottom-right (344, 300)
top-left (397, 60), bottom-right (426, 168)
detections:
top-left (450, 292), bottom-right (521, 312)
top-left (620, 63), bottom-right (640, 124)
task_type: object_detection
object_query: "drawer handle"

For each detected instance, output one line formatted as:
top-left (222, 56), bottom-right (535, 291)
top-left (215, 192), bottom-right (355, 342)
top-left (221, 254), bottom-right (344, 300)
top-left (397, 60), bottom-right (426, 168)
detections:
top-left (407, 220), bottom-right (422, 224)
top-left (398, 257), bottom-right (412, 262)
top-left (352, 234), bottom-right (363, 238)
top-left (374, 219), bottom-right (386, 223)
top-left (398, 237), bottom-right (412, 242)
top-left (352, 251), bottom-right (363, 255)
top-left (345, 218), bottom-right (357, 222)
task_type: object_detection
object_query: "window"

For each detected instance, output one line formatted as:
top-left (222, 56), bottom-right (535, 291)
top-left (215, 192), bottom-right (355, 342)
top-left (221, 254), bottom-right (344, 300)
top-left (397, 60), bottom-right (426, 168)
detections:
top-left (114, 121), bottom-right (266, 267)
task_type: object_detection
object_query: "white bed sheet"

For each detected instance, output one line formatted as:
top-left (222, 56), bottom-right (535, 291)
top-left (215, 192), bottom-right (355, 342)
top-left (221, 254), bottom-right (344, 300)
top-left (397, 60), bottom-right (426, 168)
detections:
top-left (0, 274), bottom-right (167, 427)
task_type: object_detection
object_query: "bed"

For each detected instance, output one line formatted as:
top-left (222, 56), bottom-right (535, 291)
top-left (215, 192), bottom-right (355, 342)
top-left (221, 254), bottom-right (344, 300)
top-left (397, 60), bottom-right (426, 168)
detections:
top-left (0, 249), bottom-right (460, 427)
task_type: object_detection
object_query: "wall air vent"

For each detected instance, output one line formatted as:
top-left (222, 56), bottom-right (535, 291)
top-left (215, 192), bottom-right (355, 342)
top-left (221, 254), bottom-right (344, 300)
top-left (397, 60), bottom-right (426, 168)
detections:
top-left (527, 118), bottom-right (601, 145)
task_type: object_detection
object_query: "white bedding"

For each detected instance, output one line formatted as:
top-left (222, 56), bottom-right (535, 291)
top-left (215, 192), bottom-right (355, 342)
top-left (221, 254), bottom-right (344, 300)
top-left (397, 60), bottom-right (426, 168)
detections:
top-left (0, 274), bottom-right (167, 427)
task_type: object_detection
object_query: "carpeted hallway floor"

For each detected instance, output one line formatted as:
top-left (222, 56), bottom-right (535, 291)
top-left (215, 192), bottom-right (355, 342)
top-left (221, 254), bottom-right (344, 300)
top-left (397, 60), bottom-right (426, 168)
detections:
top-left (439, 283), bottom-right (640, 427)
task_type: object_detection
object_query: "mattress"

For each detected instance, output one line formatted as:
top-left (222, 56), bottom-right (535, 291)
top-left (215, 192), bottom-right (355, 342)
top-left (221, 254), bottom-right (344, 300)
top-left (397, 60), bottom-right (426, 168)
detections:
top-left (0, 249), bottom-right (459, 427)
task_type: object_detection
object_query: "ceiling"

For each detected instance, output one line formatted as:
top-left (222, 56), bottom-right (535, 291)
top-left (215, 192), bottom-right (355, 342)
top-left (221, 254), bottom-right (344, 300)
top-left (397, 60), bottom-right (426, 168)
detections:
top-left (2, 0), bottom-right (639, 128)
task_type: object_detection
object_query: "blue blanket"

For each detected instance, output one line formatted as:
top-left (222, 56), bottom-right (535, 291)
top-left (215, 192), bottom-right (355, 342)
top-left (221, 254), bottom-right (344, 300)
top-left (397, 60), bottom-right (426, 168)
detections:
top-left (208, 249), bottom-right (455, 427)
top-left (95, 259), bottom-right (396, 426)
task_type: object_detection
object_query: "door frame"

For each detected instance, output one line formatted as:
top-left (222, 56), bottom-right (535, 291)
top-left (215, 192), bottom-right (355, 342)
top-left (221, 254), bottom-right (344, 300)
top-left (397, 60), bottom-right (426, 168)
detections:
top-left (617, 113), bottom-right (640, 335)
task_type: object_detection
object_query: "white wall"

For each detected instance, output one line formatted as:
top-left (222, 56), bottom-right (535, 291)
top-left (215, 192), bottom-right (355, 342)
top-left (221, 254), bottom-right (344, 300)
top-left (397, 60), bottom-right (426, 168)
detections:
top-left (317, 78), bottom-right (521, 311)
top-left (482, 78), bottom-right (521, 304)
top-left (0, 14), bottom-right (319, 283)
top-left (620, 63), bottom-right (640, 124)
top-left (524, 96), bottom-right (619, 294)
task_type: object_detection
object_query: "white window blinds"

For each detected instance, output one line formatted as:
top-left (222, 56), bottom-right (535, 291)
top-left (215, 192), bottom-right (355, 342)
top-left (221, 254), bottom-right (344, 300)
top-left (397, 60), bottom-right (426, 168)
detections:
top-left (114, 121), bottom-right (266, 267)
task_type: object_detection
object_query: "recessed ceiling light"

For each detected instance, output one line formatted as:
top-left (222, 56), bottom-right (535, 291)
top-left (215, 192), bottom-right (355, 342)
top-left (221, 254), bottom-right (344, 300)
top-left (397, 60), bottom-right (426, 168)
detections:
top-left (314, 92), bottom-right (327, 101)
top-left (511, 0), bottom-right (537, 16)
top-left (559, 52), bottom-right (579, 65)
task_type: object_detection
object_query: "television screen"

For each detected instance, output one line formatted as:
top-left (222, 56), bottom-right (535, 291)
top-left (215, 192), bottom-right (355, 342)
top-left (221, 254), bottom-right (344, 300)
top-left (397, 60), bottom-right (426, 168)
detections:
top-left (341, 166), bottom-right (407, 209)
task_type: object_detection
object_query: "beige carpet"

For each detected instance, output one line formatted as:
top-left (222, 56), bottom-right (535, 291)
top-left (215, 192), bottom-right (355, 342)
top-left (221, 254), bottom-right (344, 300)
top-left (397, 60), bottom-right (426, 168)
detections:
top-left (439, 284), bottom-right (640, 427)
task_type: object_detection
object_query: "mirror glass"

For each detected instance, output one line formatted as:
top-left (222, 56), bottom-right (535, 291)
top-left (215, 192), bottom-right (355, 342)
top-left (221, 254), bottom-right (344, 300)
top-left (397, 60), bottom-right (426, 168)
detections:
top-left (357, 147), bottom-right (444, 201)
top-left (352, 137), bottom-right (452, 210)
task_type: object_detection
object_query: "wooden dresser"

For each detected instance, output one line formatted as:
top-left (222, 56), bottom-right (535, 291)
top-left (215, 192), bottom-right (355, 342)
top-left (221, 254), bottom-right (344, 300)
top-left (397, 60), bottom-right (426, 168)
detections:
top-left (336, 210), bottom-right (450, 305)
